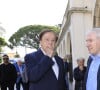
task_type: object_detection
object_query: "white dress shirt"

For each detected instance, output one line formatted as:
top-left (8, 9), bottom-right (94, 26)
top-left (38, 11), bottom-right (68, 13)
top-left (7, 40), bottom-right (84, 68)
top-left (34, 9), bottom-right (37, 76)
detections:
top-left (52, 57), bottom-right (59, 79)
top-left (40, 48), bottom-right (59, 79)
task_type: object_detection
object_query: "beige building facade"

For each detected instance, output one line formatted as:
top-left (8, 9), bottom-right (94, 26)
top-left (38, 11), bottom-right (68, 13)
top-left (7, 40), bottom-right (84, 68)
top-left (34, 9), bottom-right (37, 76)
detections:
top-left (56, 0), bottom-right (100, 89)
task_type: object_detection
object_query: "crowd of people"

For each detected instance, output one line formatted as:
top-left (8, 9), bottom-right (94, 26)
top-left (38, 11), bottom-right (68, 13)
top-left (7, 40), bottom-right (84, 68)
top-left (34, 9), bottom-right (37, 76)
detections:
top-left (0, 28), bottom-right (99, 90)
top-left (0, 54), bottom-right (29, 90)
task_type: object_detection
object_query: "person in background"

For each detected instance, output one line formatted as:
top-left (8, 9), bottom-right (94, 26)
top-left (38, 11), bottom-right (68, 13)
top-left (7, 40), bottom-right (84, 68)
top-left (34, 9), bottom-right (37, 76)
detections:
top-left (0, 54), bottom-right (17, 90)
top-left (84, 28), bottom-right (100, 90)
top-left (25, 29), bottom-right (67, 90)
top-left (14, 59), bottom-right (26, 90)
top-left (74, 57), bottom-right (86, 90)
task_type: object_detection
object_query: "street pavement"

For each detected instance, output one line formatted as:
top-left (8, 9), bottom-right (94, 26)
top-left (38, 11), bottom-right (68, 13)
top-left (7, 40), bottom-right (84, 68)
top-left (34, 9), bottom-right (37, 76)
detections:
top-left (0, 85), bottom-right (23, 90)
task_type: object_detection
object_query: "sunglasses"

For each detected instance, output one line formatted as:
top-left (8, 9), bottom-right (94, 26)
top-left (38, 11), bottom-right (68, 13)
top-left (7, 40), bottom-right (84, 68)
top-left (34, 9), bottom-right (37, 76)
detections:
top-left (3, 58), bottom-right (9, 60)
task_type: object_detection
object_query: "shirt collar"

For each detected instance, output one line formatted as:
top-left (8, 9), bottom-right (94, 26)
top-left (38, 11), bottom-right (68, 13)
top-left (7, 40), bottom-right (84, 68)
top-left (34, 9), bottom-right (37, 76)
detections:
top-left (40, 47), bottom-right (46, 55)
top-left (90, 54), bottom-right (100, 60)
top-left (40, 47), bottom-right (55, 58)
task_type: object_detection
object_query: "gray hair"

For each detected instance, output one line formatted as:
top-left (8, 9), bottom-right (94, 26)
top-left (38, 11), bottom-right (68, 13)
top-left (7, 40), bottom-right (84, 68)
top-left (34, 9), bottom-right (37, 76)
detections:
top-left (86, 28), bottom-right (100, 38)
top-left (77, 57), bottom-right (85, 61)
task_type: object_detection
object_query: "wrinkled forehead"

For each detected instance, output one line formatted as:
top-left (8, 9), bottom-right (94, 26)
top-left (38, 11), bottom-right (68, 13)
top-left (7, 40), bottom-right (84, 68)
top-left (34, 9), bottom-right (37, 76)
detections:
top-left (41, 32), bottom-right (57, 41)
top-left (43, 32), bottom-right (56, 37)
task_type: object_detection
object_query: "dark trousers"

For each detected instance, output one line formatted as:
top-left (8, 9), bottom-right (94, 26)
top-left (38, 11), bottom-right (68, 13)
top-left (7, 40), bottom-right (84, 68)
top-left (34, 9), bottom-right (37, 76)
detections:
top-left (16, 79), bottom-right (29, 90)
top-left (16, 80), bottom-right (24, 90)
top-left (75, 81), bottom-right (84, 90)
top-left (1, 82), bottom-right (14, 90)
top-left (24, 83), bottom-right (29, 90)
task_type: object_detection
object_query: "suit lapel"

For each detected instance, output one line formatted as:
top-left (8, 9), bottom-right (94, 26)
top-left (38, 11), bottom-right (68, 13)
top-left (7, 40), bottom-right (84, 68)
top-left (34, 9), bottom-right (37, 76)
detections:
top-left (32, 48), bottom-right (44, 61)
top-left (85, 56), bottom-right (93, 84)
top-left (54, 56), bottom-right (62, 80)
top-left (35, 49), bottom-right (62, 80)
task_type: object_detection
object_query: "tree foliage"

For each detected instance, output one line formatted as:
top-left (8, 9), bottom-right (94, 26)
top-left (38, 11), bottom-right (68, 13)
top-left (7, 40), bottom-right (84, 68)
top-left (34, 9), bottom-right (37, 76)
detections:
top-left (9, 25), bottom-right (60, 49)
top-left (0, 37), bottom-right (7, 52)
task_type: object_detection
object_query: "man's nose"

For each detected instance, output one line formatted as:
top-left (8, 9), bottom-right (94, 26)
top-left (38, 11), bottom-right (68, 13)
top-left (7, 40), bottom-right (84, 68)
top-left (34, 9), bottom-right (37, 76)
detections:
top-left (48, 40), bottom-right (52, 44)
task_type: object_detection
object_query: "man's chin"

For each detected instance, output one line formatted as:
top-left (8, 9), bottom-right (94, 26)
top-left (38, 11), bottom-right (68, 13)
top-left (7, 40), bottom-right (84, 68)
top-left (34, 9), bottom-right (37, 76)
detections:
top-left (88, 51), bottom-right (93, 54)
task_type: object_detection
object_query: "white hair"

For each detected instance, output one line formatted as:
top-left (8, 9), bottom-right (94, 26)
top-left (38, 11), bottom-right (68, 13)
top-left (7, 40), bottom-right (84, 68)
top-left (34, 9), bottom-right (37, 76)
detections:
top-left (86, 28), bottom-right (100, 38)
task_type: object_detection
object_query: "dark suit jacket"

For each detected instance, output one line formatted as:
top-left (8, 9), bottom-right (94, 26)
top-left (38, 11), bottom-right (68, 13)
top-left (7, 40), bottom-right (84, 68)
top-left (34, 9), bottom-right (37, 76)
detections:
top-left (84, 56), bottom-right (100, 90)
top-left (0, 63), bottom-right (17, 84)
top-left (25, 49), bottom-right (66, 90)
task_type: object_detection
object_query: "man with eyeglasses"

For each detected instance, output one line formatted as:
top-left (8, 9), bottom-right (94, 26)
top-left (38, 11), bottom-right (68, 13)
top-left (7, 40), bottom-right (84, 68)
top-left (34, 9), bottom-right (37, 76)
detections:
top-left (0, 54), bottom-right (17, 90)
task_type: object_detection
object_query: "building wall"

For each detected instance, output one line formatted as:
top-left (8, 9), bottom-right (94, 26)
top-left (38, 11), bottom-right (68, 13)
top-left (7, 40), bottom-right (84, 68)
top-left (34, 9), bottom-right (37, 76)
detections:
top-left (70, 12), bottom-right (92, 67)
top-left (57, 0), bottom-right (93, 67)
top-left (56, 0), bottom-right (100, 89)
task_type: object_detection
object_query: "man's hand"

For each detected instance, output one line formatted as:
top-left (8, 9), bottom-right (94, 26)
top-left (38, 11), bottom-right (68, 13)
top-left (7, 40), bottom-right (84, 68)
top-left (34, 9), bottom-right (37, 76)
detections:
top-left (44, 46), bottom-right (54, 57)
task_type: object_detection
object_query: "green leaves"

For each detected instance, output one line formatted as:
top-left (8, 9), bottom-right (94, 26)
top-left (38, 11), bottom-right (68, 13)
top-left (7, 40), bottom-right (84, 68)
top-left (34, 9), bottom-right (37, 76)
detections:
top-left (0, 37), bottom-right (7, 52)
top-left (0, 37), bottom-right (7, 46)
top-left (9, 25), bottom-right (60, 49)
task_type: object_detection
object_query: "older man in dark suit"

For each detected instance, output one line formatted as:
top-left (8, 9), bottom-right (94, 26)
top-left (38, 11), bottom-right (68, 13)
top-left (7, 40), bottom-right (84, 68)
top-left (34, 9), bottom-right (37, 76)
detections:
top-left (25, 29), bottom-right (67, 90)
